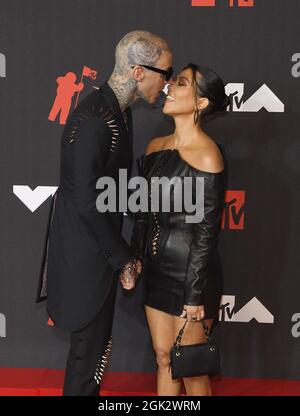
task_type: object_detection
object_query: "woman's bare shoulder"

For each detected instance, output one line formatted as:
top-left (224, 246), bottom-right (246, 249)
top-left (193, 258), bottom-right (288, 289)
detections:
top-left (181, 137), bottom-right (224, 173)
top-left (145, 135), bottom-right (173, 156)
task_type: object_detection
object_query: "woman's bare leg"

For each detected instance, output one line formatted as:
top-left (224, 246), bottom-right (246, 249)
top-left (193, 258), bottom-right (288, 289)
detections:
top-left (145, 305), bottom-right (182, 396)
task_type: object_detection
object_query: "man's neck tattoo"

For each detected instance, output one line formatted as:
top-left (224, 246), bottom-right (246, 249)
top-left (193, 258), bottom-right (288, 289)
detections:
top-left (108, 74), bottom-right (137, 112)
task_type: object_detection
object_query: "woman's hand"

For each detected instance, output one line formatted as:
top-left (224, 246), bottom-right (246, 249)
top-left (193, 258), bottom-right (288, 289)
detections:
top-left (179, 304), bottom-right (205, 322)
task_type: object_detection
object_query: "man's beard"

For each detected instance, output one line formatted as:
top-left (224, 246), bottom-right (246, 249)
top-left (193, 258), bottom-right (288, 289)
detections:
top-left (137, 89), bottom-right (167, 108)
top-left (136, 88), bottom-right (150, 104)
top-left (136, 84), bottom-right (168, 108)
top-left (152, 89), bottom-right (168, 109)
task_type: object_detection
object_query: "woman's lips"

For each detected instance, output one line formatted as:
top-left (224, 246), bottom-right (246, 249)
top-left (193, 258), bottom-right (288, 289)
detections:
top-left (165, 94), bottom-right (175, 103)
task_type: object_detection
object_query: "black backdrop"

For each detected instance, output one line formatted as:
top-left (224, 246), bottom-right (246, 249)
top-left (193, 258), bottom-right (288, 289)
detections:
top-left (1, 0), bottom-right (300, 380)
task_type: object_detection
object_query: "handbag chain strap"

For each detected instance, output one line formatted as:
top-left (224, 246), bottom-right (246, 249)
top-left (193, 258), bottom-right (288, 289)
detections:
top-left (175, 319), bottom-right (212, 348)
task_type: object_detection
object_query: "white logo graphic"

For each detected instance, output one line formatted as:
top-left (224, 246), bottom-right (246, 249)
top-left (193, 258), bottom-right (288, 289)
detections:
top-left (291, 53), bottom-right (300, 78)
top-left (219, 295), bottom-right (274, 323)
top-left (0, 313), bottom-right (6, 338)
top-left (13, 186), bottom-right (58, 212)
top-left (225, 83), bottom-right (284, 112)
top-left (0, 53), bottom-right (6, 78)
top-left (291, 313), bottom-right (300, 338)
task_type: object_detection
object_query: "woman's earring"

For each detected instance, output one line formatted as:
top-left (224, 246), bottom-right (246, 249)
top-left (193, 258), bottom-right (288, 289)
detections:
top-left (194, 109), bottom-right (199, 124)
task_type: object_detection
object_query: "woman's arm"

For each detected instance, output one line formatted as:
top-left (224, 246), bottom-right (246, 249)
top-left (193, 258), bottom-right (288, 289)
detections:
top-left (183, 139), bottom-right (226, 308)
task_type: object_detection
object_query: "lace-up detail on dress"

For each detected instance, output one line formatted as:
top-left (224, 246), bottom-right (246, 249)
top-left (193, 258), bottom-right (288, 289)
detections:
top-left (151, 211), bottom-right (160, 256)
top-left (148, 151), bottom-right (170, 257)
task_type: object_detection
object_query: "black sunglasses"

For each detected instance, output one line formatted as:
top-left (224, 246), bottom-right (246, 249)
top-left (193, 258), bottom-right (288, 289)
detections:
top-left (132, 64), bottom-right (173, 81)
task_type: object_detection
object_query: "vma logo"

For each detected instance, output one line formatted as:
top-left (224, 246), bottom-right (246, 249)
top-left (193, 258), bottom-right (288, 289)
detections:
top-left (0, 313), bottom-right (6, 338)
top-left (226, 83), bottom-right (284, 112)
top-left (192, 0), bottom-right (254, 7)
top-left (222, 190), bottom-right (245, 230)
top-left (13, 186), bottom-right (58, 212)
top-left (219, 295), bottom-right (274, 323)
top-left (0, 53), bottom-right (6, 78)
top-left (48, 65), bottom-right (98, 125)
top-left (291, 53), bottom-right (300, 78)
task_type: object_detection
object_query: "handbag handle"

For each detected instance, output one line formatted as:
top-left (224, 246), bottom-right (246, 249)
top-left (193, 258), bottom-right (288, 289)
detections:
top-left (174, 319), bottom-right (212, 348)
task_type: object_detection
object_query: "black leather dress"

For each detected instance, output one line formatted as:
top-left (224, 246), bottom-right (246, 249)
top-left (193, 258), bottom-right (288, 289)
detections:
top-left (130, 147), bottom-right (226, 319)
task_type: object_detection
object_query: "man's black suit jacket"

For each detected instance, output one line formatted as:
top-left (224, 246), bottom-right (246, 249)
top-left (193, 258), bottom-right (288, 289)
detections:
top-left (37, 82), bottom-right (133, 332)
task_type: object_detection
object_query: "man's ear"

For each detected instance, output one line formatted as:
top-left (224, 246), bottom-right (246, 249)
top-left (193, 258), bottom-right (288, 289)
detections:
top-left (197, 97), bottom-right (209, 111)
top-left (132, 65), bottom-right (144, 82)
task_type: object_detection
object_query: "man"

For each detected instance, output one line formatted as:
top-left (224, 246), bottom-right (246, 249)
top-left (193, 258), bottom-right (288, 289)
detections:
top-left (37, 30), bottom-right (173, 396)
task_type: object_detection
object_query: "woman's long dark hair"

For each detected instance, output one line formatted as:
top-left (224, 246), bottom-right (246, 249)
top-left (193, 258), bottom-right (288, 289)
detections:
top-left (183, 63), bottom-right (230, 120)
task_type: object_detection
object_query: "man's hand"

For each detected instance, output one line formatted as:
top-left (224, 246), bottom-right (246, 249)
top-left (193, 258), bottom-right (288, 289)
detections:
top-left (119, 258), bottom-right (142, 290)
top-left (135, 259), bottom-right (143, 274)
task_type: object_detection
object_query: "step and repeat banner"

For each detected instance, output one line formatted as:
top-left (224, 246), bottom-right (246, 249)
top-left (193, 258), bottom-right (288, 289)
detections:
top-left (0, 0), bottom-right (300, 380)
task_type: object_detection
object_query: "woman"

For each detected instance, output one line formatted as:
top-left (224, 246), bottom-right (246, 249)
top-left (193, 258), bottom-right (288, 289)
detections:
top-left (121, 63), bottom-right (229, 396)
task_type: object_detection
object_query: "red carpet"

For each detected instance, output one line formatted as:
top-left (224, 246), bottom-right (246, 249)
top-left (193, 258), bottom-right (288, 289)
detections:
top-left (0, 369), bottom-right (299, 396)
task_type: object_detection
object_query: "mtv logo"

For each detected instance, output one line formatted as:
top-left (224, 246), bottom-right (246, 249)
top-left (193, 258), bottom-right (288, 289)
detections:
top-left (228, 0), bottom-right (254, 5)
top-left (221, 190), bottom-right (245, 230)
top-left (0, 313), bottom-right (6, 338)
top-left (219, 295), bottom-right (274, 323)
top-left (226, 83), bottom-right (284, 112)
top-left (0, 53), bottom-right (6, 78)
top-left (13, 186), bottom-right (58, 212)
top-left (191, 0), bottom-right (254, 7)
top-left (192, 0), bottom-right (215, 5)
top-left (48, 66), bottom-right (98, 125)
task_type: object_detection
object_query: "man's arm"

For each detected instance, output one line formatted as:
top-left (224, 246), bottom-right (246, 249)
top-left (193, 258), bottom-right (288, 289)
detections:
top-left (73, 117), bottom-right (132, 271)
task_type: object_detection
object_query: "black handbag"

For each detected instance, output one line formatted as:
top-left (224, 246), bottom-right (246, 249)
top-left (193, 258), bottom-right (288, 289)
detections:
top-left (169, 319), bottom-right (221, 379)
